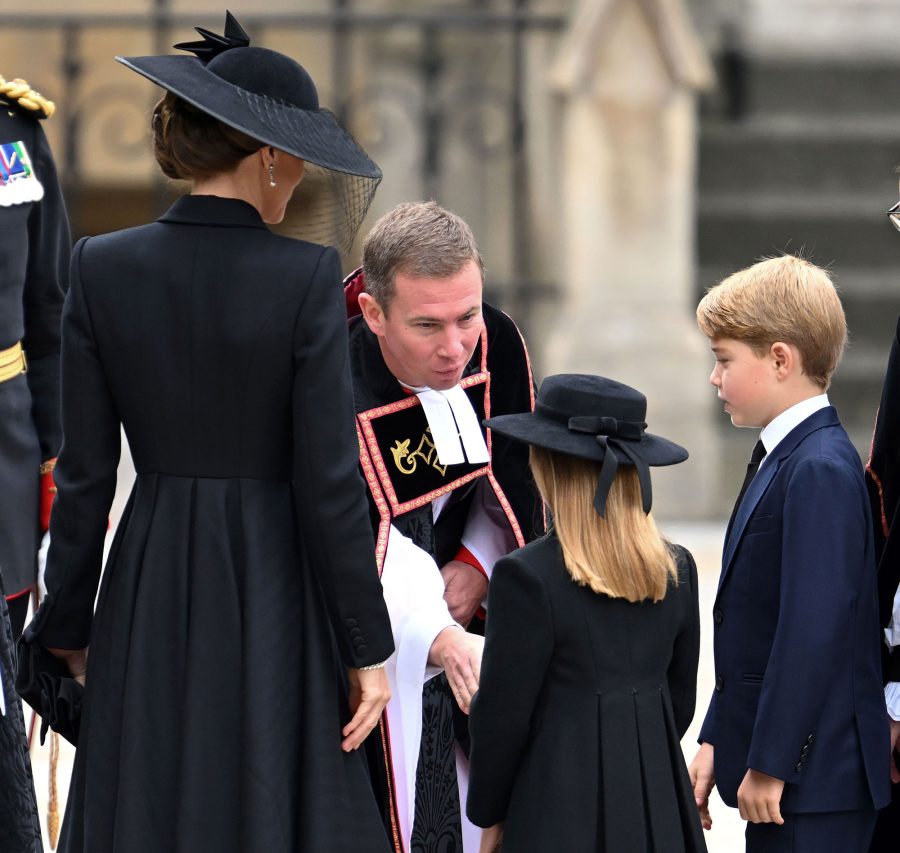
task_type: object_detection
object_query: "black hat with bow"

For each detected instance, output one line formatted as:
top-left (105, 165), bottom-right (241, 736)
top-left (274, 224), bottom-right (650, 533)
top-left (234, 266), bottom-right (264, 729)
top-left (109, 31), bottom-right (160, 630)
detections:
top-left (116, 11), bottom-right (380, 253)
top-left (484, 374), bottom-right (688, 517)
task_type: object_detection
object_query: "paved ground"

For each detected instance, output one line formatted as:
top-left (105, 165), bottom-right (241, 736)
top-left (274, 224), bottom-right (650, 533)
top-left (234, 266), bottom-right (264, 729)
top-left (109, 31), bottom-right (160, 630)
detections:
top-left (27, 519), bottom-right (746, 851)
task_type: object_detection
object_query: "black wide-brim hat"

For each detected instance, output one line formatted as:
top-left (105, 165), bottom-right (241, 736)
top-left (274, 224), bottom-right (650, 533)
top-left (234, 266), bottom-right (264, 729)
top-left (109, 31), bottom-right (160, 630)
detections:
top-left (485, 374), bottom-right (688, 516)
top-left (116, 13), bottom-right (380, 179)
top-left (116, 12), bottom-right (380, 253)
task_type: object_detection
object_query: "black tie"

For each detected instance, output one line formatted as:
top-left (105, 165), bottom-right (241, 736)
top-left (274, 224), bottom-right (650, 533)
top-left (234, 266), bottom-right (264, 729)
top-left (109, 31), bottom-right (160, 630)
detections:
top-left (727, 439), bottom-right (767, 536)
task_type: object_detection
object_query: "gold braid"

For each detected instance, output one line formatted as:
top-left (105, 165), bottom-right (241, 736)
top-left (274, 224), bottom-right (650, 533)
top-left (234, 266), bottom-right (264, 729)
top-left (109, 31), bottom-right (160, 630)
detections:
top-left (0, 75), bottom-right (55, 118)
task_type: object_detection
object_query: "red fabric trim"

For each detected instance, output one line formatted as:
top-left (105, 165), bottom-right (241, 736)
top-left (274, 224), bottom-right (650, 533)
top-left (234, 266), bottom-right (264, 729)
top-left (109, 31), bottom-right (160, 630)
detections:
top-left (40, 464), bottom-right (57, 533)
top-left (357, 375), bottom-right (491, 517)
top-left (482, 364), bottom-right (527, 549)
top-left (5, 585), bottom-right (32, 601)
top-left (866, 407), bottom-right (891, 539)
top-left (453, 545), bottom-right (487, 578)
top-left (499, 309), bottom-right (547, 528)
top-left (356, 422), bottom-right (391, 576)
top-left (343, 266), bottom-right (366, 319)
top-left (379, 713), bottom-right (405, 853)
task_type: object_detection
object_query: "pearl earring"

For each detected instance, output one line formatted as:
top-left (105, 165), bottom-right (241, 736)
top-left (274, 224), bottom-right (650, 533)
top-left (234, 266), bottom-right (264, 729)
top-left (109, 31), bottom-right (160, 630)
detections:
top-left (268, 163), bottom-right (276, 187)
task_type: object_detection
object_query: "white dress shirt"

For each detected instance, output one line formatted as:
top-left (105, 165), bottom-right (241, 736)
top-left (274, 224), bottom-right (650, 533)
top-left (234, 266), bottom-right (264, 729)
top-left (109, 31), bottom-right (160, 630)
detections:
top-left (758, 394), bottom-right (830, 465)
top-left (884, 584), bottom-right (900, 721)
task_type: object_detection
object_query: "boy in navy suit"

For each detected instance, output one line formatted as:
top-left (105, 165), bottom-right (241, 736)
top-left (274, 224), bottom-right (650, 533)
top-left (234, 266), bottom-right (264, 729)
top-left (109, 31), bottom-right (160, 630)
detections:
top-left (689, 255), bottom-right (890, 852)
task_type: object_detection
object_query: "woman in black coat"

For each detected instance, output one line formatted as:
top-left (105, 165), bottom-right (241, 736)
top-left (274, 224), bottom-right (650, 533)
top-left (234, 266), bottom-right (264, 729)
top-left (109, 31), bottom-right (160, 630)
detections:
top-left (466, 375), bottom-right (707, 853)
top-left (17, 14), bottom-right (394, 853)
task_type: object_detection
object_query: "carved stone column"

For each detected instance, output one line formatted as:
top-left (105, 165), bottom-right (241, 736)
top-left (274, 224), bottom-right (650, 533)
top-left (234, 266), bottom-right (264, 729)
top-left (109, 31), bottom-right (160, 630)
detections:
top-left (546, 0), bottom-right (719, 518)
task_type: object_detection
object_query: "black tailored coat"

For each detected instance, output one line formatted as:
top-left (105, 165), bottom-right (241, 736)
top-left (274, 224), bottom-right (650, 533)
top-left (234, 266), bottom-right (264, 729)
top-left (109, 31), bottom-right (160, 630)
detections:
top-left (466, 534), bottom-right (707, 853)
top-left (27, 195), bottom-right (394, 853)
top-left (0, 100), bottom-right (68, 597)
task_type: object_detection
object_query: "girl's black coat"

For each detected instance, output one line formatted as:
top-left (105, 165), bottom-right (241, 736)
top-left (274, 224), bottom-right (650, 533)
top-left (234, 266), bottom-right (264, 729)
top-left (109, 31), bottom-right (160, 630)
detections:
top-left (467, 533), bottom-right (707, 853)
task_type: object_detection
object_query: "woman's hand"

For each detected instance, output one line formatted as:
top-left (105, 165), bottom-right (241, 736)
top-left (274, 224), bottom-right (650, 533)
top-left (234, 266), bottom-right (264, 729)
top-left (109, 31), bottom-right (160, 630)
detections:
top-left (342, 666), bottom-right (391, 752)
top-left (46, 646), bottom-right (88, 686)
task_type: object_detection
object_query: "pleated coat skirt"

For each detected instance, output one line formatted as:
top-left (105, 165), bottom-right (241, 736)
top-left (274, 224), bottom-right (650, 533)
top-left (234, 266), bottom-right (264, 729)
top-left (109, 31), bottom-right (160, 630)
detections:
top-left (467, 534), bottom-right (707, 853)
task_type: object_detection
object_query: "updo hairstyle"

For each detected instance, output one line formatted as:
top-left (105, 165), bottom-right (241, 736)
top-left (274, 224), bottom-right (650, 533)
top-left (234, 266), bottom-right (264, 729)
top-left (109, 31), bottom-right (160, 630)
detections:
top-left (152, 91), bottom-right (263, 180)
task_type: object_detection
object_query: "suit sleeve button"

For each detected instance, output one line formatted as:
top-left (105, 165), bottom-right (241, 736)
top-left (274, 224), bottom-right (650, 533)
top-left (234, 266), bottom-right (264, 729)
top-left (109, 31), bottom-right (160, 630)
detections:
top-left (795, 762), bottom-right (803, 772)
top-left (715, 676), bottom-right (724, 692)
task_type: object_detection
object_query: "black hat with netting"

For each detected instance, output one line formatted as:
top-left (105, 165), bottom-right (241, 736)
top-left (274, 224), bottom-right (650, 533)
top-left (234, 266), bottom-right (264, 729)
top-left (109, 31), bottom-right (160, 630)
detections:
top-left (117, 11), bottom-right (380, 254)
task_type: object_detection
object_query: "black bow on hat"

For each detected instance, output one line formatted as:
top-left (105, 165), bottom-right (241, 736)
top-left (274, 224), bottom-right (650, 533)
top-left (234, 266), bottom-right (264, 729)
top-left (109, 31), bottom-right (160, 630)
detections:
top-left (485, 374), bottom-right (688, 517)
top-left (174, 10), bottom-right (250, 61)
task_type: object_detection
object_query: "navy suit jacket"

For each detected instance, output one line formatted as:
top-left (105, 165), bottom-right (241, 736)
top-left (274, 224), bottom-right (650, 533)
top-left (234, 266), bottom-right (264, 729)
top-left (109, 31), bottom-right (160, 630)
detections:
top-left (700, 406), bottom-right (890, 813)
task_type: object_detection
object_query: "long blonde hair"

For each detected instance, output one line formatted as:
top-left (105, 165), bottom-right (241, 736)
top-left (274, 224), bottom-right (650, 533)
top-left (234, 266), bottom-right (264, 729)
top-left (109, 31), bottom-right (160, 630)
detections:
top-left (529, 446), bottom-right (676, 602)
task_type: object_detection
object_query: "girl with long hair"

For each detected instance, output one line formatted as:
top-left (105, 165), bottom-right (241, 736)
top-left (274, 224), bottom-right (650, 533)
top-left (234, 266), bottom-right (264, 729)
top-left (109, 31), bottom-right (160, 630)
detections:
top-left (466, 374), bottom-right (707, 853)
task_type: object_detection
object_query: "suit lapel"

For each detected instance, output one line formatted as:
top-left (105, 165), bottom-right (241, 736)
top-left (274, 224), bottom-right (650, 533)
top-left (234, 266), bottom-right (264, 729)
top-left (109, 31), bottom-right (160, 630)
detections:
top-left (718, 406), bottom-right (840, 591)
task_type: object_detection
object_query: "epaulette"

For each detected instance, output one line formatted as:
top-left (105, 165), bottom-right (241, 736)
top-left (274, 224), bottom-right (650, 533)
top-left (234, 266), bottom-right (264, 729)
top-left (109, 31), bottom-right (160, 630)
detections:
top-left (0, 76), bottom-right (55, 118)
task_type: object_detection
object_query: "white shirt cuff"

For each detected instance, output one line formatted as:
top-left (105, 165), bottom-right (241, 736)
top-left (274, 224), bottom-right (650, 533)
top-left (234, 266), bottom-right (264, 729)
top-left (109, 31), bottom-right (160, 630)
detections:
top-left (885, 681), bottom-right (900, 722)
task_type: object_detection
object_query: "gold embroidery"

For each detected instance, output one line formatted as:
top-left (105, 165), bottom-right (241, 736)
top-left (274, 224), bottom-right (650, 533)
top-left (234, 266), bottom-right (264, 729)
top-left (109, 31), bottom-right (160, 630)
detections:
top-left (358, 373), bottom-right (491, 516)
top-left (390, 429), bottom-right (447, 477)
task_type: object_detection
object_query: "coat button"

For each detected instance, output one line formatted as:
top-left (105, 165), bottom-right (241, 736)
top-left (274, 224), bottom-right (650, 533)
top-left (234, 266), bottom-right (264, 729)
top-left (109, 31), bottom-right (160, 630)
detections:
top-left (356, 644), bottom-right (368, 656)
top-left (806, 734), bottom-right (815, 744)
top-left (713, 608), bottom-right (723, 624)
top-left (350, 627), bottom-right (363, 639)
top-left (800, 745), bottom-right (809, 757)
top-left (346, 618), bottom-right (358, 628)
top-left (795, 762), bottom-right (803, 772)
top-left (715, 676), bottom-right (724, 692)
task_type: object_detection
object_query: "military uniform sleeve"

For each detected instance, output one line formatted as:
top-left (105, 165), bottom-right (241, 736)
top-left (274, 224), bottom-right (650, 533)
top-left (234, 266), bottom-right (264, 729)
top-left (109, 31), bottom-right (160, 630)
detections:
top-left (291, 246), bottom-right (393, 668)
top-left (23, 119), bottom-right (69, 461)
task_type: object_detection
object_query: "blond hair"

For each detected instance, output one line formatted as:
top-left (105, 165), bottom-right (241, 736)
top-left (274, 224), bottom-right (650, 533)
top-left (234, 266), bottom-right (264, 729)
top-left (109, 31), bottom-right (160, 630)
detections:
top-left (696, 255), bottom-right (846, 389)
top-left (529, 447), bottom-right (676, 602)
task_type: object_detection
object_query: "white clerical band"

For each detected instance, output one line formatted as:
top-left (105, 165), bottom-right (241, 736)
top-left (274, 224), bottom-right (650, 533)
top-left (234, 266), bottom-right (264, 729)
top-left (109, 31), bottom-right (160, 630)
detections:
top-left (412, 384), bottom-right (490, 467)
top-left (442, 384), bottom-right (490, 464)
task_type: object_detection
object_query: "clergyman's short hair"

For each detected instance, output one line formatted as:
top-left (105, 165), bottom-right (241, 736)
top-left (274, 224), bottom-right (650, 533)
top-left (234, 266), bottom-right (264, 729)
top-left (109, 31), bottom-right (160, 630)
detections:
top-left (696, 255), bottom-right (847, 389)
top-left (362, 201), bottom-right (484, 311)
